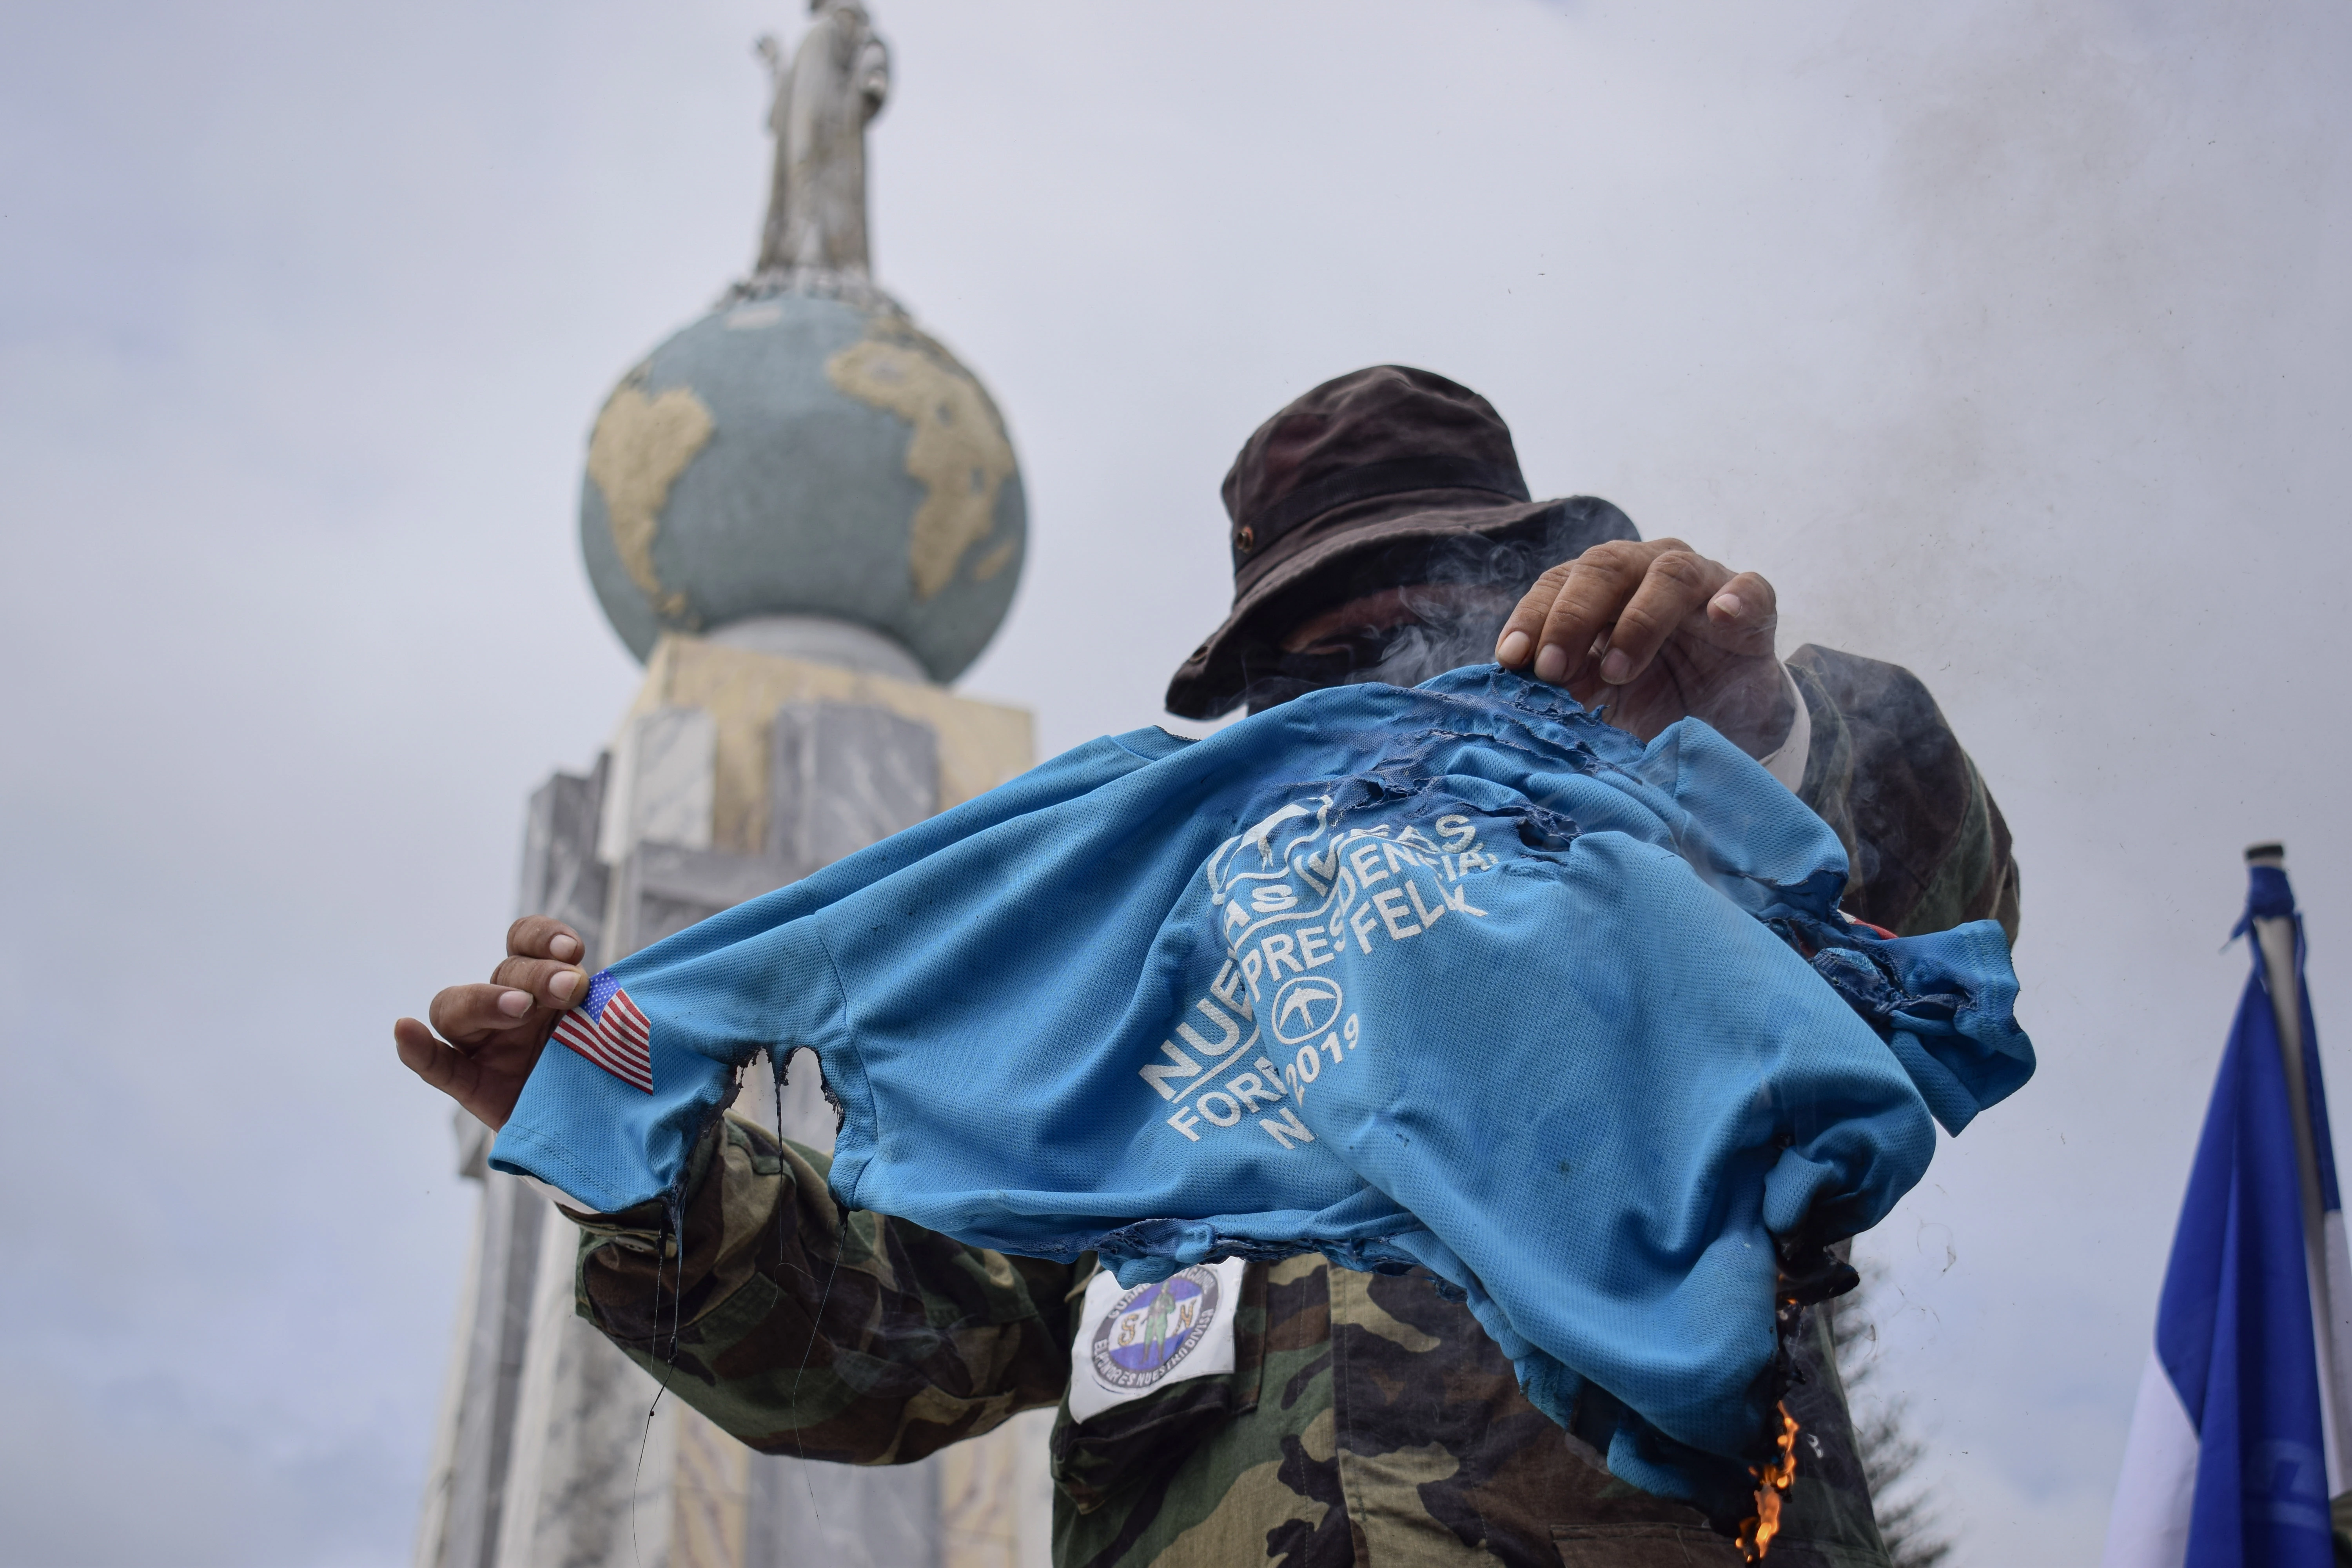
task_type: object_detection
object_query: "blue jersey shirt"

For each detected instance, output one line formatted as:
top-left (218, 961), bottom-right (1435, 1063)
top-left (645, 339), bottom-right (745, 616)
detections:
top-left (490, 665), bottom-right (2031, 1508)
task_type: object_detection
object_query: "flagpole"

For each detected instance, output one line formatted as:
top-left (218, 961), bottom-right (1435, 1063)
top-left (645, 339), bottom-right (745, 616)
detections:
top-left (2246, 842), bottom-right (2352, 1497)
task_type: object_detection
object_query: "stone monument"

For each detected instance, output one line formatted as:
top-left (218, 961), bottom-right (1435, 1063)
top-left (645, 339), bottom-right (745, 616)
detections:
top-left (414, 9), bottom-right (1048, 1564)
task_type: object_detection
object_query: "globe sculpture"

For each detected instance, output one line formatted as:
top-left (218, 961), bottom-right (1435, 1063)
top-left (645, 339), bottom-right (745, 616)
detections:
top-left (579, 0), bottom-right (1025, 683)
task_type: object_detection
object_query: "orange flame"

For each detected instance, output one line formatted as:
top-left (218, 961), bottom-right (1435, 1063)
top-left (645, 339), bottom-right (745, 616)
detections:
top-left (1737, 1403), bottom-right (1801, 1561)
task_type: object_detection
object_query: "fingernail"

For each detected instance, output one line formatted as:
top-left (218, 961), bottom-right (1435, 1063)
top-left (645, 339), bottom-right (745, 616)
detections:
top-left (550, 969), bottom-right (581, 1003)
top-left (1496, 630), bottom-right (1530, 666)
top-left (1601, 649), bottom-right (1632, 684)
top-left (1711, 592), bottom-right (1743, 619)
top-left (551, 934), bottom-right (581, 961)
top-left (497, 989), bottom-right (532, 1017)
top-left (1534, 644), bottom-right (1568, 683)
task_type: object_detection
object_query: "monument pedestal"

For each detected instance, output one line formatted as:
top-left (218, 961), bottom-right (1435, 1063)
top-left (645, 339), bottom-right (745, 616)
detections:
top-left (416, 634), bottom-right (1051, 1568)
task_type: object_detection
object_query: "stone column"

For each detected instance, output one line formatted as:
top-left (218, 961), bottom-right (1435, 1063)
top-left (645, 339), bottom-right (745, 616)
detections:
top-left (414, 766), bottom-right (607, 1568)
top-left (417, 633), bottom-right (1051, 1568)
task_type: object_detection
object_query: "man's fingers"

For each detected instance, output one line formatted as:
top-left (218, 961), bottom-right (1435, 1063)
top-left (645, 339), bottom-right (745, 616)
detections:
top-left (1704, 570), bottom-right (1780, 654)
top-left (1493, 563), bottom-right (1569, 670)
top-left (1534, 544), bottom-right (1658, 685)
top-left (432, 981), bottom-right (549, 1042)
top-left (395, 1016), bottom-right (478, 1100)
top-left (395, 1017), bottom-right (517, 1131)
top-left (491, 955), bottom-right (587, 1009)
top-left (1495, 541), bottom-right (1685, 681)
top-left (1498, 541), bottom-right (1779, 696)
top-left (507, 915), bottom-right (584, 965)
top-left (1592, 549), bottom-right (1733, 686)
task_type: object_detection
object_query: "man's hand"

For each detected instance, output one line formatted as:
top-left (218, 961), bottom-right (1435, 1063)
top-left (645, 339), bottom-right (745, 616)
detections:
top-left (393, 917), bottom-right (589, 1132)
top-left (1492, 538), bottom-right (1793, 756)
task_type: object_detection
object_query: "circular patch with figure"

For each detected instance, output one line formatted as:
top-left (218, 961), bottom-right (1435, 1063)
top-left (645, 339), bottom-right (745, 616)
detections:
top-left (1088, 1267), bottom-right (1222, 1392)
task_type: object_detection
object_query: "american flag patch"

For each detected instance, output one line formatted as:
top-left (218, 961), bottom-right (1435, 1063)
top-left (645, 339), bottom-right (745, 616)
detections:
top-left (551, 970), bottom-right (654, 1093)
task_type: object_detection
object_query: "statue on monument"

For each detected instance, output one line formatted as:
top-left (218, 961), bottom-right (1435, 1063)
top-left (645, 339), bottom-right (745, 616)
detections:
top-left (754, 1), bottom-right (891, 279)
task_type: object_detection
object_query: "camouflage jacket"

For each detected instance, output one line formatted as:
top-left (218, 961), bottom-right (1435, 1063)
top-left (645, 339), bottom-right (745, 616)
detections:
top-left (570, 647), bottom-right (2020, 1568)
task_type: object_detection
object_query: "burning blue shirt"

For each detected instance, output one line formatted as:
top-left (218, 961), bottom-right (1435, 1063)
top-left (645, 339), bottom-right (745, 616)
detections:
top-left (490, 664), bottom-right (2031, 1508)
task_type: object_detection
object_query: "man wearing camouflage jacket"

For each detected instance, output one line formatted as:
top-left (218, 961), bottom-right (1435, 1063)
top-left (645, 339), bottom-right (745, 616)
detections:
top-left (399, 367), bottom-right (2020, 1568)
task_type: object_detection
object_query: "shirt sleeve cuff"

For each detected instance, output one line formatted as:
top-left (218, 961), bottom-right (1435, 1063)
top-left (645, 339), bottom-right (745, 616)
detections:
top-left (1755, 662), bottom-right (1811, 794)
top-left (514, 1170), bottom-right (608, 1217)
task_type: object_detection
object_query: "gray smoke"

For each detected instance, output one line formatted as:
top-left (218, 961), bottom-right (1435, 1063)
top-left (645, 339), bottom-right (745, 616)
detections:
top-left (1322, 534), bottom-right (1555, 694)
top-left (1354, 592), bottom-right (1515, 690)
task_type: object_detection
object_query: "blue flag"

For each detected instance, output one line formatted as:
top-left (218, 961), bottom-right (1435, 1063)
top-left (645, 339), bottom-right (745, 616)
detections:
top-left (2107, 860), bottom-right (2341, 1566)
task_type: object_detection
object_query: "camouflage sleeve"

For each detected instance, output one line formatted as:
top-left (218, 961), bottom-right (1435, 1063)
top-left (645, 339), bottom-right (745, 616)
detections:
top-left (568, 1111), bottom-right (1079, 1466)
top-left (1788, 644), bottom-right (2023, 944)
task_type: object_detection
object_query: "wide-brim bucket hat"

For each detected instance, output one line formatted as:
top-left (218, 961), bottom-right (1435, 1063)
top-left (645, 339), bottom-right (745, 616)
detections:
top-left (1163, 365), bottom-right (1636, 719)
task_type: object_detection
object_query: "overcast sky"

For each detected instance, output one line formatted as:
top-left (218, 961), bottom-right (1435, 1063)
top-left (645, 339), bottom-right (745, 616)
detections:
top-left (4, 1), bottom-right (2350, 1563)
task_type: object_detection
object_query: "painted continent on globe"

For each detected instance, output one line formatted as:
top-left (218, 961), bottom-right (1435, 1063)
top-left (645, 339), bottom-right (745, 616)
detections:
top-left (580, 291), bottom-right (1027, 683)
